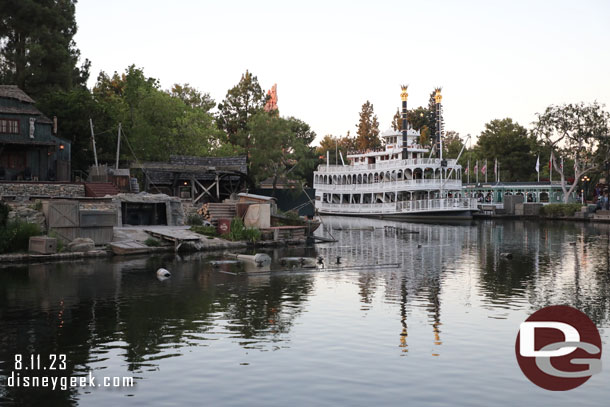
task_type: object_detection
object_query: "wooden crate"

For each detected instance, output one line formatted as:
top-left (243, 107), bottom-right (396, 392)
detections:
top-left (48, 201), bottom-right (79, 228)
top-left (29, 236), bottom-right (57, 254)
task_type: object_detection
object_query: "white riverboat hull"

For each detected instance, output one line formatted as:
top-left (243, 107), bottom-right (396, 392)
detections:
top-left (316, 198), bottom-right (478, 221)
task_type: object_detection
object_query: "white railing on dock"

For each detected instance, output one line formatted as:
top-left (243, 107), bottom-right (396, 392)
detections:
top-left (316, 158), bottom-right (459, 173)
top-left (317, 198), bottom-right (478, 215)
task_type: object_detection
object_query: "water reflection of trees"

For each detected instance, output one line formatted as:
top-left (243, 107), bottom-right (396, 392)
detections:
top-left (0, 253), bottom-right (313, 406)
top-left (475, 220), bottom-right (610, 325)
top-left (318, 216), bottom-right (610, 358)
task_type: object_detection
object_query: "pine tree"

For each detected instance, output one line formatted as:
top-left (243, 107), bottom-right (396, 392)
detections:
top-left (216, 70), bottom-right (266, 154)
top-left (0, 0), bottom-right (90, 97)
top-left (391, 109), bottom-right (402, 131)
top-left (355, 101), bottom-right (381, 151)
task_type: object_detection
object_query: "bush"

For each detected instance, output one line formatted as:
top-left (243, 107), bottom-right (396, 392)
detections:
top-left (0, 201), bottom-right (10, 227)
top-left (540, 203), bottom-right (583, 217)
top-left (218, 217), bottom-right (261, 243)
top-left (229, 217), bottom-right (246, 241)
top-left (0, 221), bottom-right (43, 254)
top-left (144, 237), bottom-right (162, 247)
top-left (190, 225), bottom-right (217, 237)
top-left (278, 209), bottom-right (301, 221)
top-left (243, 227), bottom-right (261, 243)
top-left (186, 214), bottom-right (204, 226)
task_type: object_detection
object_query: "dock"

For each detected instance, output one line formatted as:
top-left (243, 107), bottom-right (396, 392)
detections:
top-left (144, 228), bottom-right (202, 250)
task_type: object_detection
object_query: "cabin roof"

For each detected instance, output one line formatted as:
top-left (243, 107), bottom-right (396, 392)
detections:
top-left (0, 85), bottom-right (36, 103)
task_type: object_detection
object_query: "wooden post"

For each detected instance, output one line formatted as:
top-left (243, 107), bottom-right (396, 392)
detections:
top-left (89, 118), bottom-right (98, 168)
top-left (115, 123), bottom-right (121, 170)
top-left (216, 174), bottom-right (220, 199)
top-left (191, 176), bottom-right (196, 203)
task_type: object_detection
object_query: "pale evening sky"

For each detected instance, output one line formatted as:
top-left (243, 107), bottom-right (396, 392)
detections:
top-left (74, 0), bottom-right (610, 145)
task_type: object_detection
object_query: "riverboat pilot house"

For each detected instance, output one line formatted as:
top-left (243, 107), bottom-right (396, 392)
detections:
top-left (0, 85), bottom-right (71, 181)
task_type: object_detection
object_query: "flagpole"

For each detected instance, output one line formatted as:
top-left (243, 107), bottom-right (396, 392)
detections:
top-left (476, 160), bottom-right (479, 184)
top-left (467, 159), bottom-right (470, 184)
top-left (485, 159), bottom-right (488, 183)
top-left (549, 152), bottom-right (553, 183)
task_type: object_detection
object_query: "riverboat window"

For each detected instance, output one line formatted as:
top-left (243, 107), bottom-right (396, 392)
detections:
top-left (0, 119), bottom-right (19, 134)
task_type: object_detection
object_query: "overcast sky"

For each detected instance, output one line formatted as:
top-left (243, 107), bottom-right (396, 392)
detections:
top-left (75, 0), bottom-right (610, 145)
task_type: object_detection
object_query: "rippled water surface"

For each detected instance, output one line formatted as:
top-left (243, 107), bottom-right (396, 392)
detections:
top-left (2, 218), bottom-right (610, 406)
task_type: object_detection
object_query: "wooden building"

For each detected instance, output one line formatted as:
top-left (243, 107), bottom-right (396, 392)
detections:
top-left (0, 86), bottom-right (71, 181)
top-left (133, 155), bottom-right (247, 203)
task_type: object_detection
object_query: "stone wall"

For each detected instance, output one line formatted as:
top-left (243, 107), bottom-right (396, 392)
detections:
top-left (0, 182), bottom-right (85, 198)
top-left (6, 202), bottom-right (47, 232)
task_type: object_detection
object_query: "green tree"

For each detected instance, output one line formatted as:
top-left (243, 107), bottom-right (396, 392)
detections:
top-left (533, 102), bottom-right (610, 203)
top-left (476, 118), bottom-right (537, 182)
top-left (355, 101), bottom-right (381, 151)
top-left (443, 131), bottom-right (464, 159)
top-left (248, 112), bottom-right (314, 191)
top-left (217, 70), bottom-right (266, 153)
top-left (0, 0), bottom-right (90, 97)
top-left (317, 133), bottom-right (355, 165)
top-left (170, 83), bottom-right (215, 112)
top-left (36, 88), bottom-right (107, 172)
top-left (92, 65), bottom-right (231, 163)
top-left (407, 106), bottom-right (430, 132)
top-left (391, 109), bottom-right (402, 131)
top-left (286, 117), bottom-right (318, 186)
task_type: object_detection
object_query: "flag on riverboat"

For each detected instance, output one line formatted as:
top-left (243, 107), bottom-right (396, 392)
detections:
top-left (494, 158), bottom-right (498, 182)
top-left (535, 155), bottom-right (540, 173)
top-left (481, 161), bottom-right (487, 175)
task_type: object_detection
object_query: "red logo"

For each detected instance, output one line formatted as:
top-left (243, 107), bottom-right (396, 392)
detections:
top-left (515, 305), bottom-right (602, 391)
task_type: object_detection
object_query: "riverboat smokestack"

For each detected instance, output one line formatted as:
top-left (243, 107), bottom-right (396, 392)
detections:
top-left (401, 85), bottom-right (409, 160)
top-left (434, 88), bottom-right (443, 159)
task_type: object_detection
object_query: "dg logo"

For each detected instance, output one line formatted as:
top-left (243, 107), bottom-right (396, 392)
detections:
top-left (515, 305), bottom-right (602, 391)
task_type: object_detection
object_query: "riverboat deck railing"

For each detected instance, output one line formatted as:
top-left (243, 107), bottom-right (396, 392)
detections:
top-left (315, 178), bottom-right (462, 191)
top-left (316, 158), bottom-right (459, 173)
top-left (317, 198), bottom-right (477, 214)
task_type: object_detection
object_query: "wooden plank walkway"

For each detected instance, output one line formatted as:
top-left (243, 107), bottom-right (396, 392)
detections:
top-left (145, 228), bottom-right (202, 251)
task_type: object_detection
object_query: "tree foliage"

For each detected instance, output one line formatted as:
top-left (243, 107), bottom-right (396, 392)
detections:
top-left (170, 83), bottom-right (215, 112)
top-left (355, 101), bottom-right (380, 151)
top-left (317, 133), bottom-right (355, 165)
top-left (533, 102), bottom-right (610, 202)
top-left (90, 65), bottom-right (233, 163)
top-left (474, 118), bottom-right (538, 182)
top-left (443, 131), bottom-right (464, 159)
top-left (248, 112), bottom-right (316, 190)
top-left (0, 0), bottom-right (90, 97)
top-left (216, 70), bottom-right (266, 153)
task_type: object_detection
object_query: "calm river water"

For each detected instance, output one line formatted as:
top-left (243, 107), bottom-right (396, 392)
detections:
top-left (1, 217), bottom-right (610, 406)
